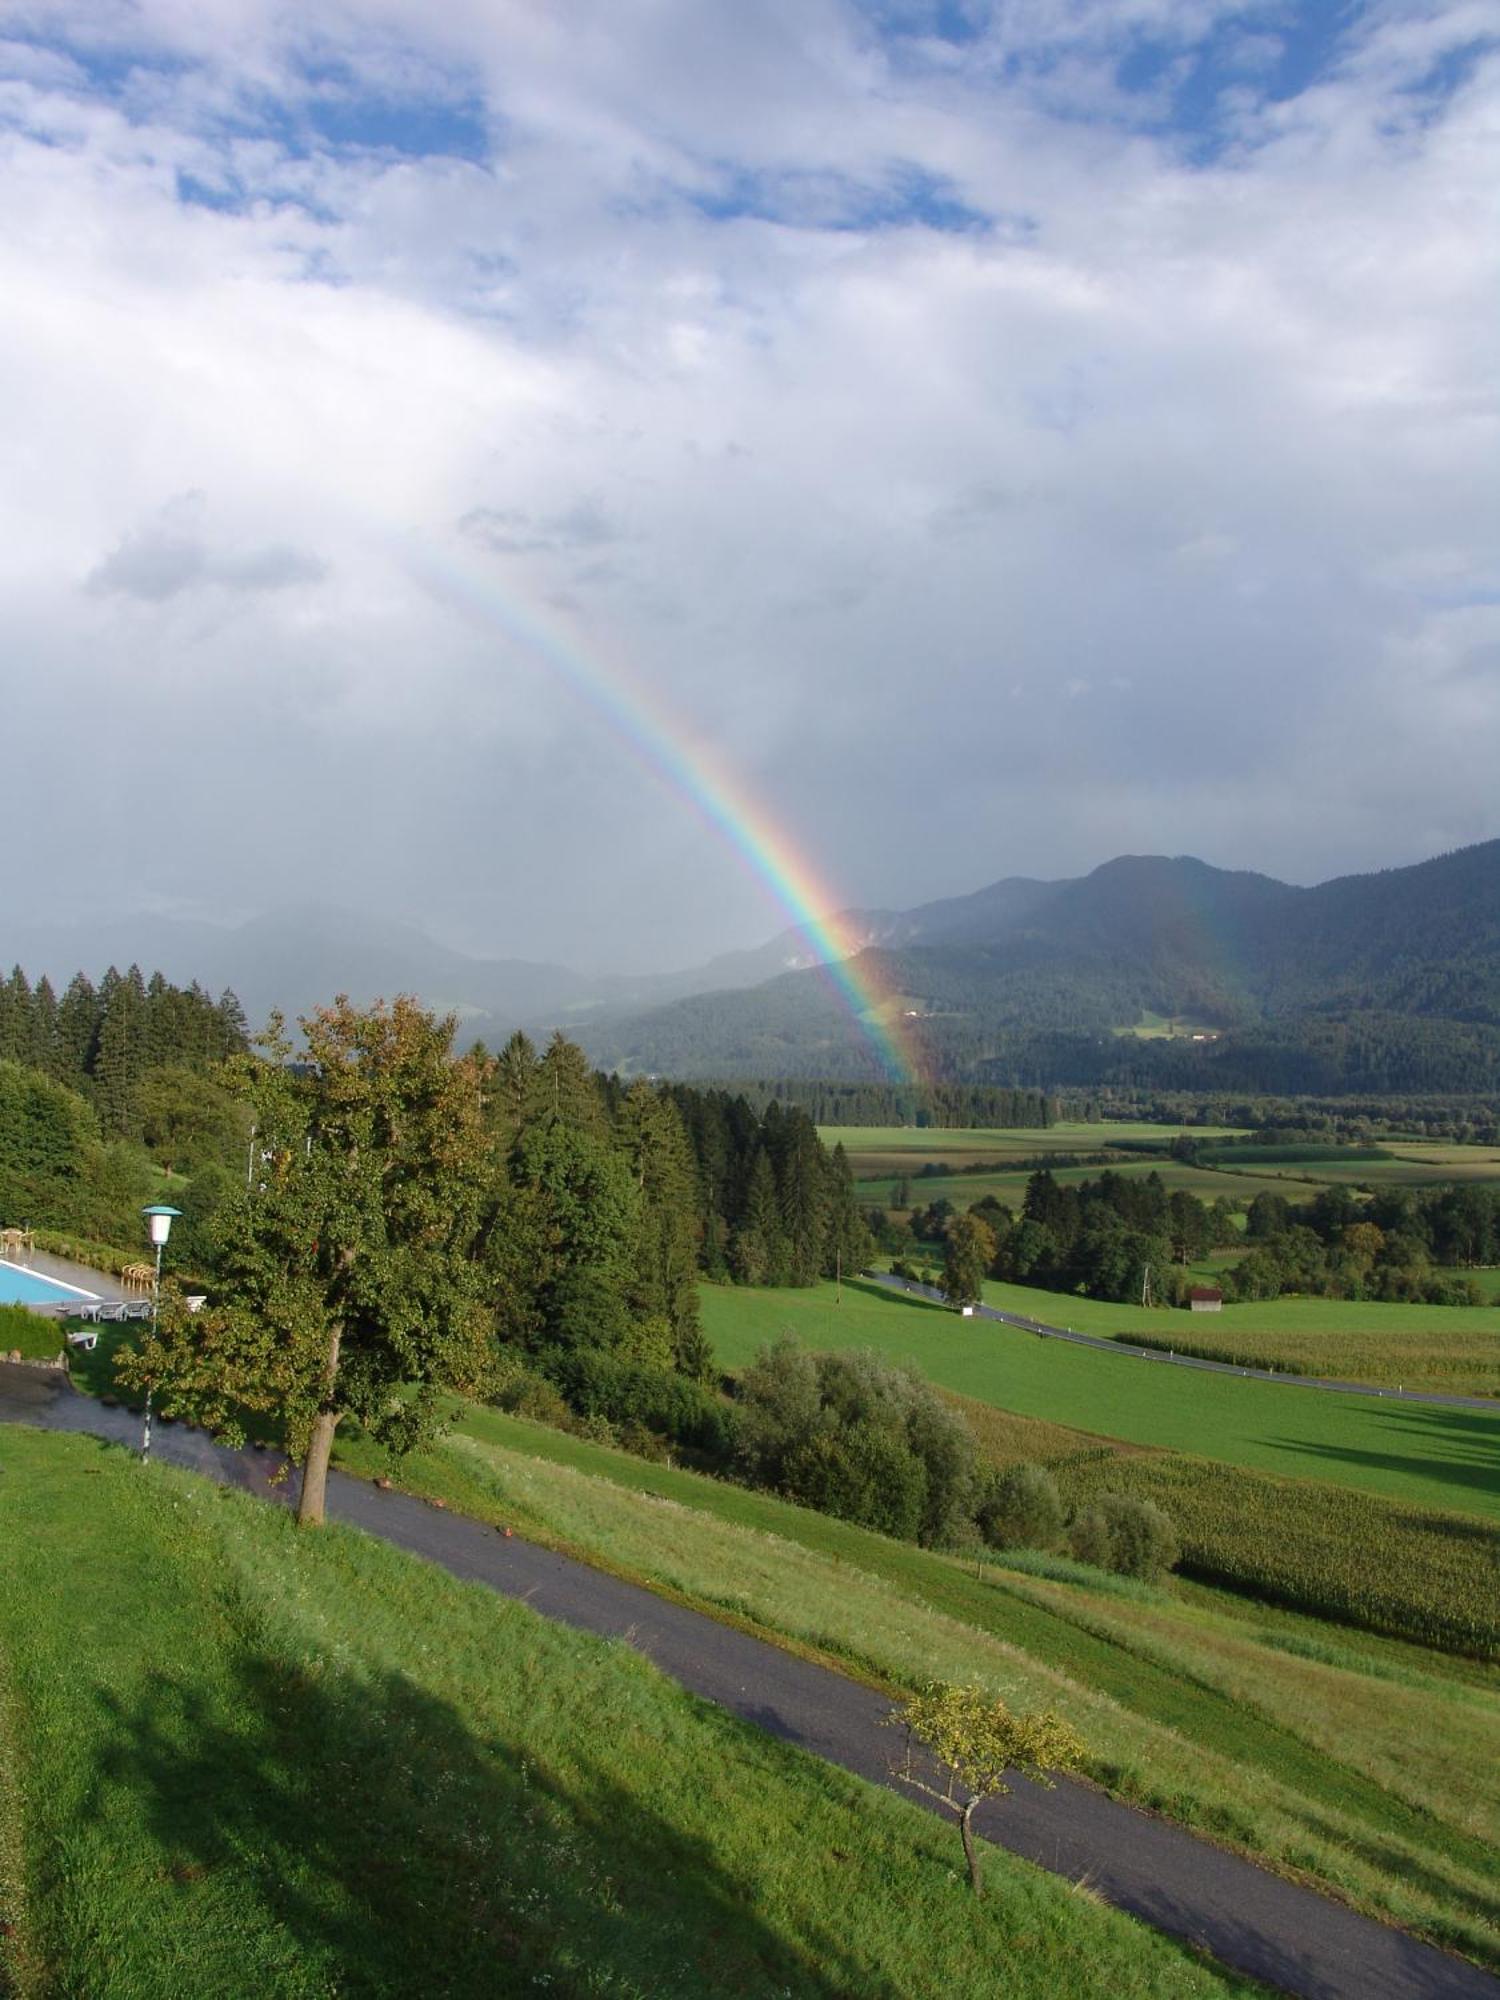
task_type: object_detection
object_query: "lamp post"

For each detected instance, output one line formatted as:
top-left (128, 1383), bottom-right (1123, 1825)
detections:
top-left (140, 1204), bottom-right (181, 1463)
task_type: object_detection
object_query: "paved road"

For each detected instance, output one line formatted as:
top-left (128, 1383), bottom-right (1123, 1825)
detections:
top-left (867, 1272), bottom-right (1500, 1409)
top-left (3, 1364), bottom-right (1496, 2000)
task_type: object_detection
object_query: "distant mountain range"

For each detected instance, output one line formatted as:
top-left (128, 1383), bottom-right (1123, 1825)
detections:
top-left (583, 842), bottom-right (1500, 1092)
top-left (8, 840), bottom-right (1500, 1093)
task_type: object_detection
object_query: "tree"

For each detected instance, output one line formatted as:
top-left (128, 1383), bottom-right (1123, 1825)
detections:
top-left (120, 998), bottom-right (494, 1527)
top-left (1068, 1493), bottom-right (1179, 1579)
top-left (888, 1683), bottom-right (1085, 1895)
top-left (975, 1462), bottom-right (1064, 1551)
top-left (942, 1212), bottom-right (995, 1309)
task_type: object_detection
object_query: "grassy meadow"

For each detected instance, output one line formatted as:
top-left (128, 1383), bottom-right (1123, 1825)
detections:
top-left (324, 1400), bottom-right (1500, 1968)
top-left (831, 1121), bottom-right (1500, 1206)
top-left (1, 1427), bottom-right (1270, 2000)
top-left (698, 1279), bottom-right (1500, 1520)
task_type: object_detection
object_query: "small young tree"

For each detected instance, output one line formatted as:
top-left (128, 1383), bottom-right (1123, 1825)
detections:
top-left (888, 1682), bottom-right (1085, 1895)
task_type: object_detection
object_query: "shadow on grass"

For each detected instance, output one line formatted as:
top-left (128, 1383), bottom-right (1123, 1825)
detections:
top-left (843, 1277), bottom-right (948, 1317)
top-left (85, 1647), bottom-right (883, 2000)
top-left (1262, 1405), bottom-right (1500, 1509)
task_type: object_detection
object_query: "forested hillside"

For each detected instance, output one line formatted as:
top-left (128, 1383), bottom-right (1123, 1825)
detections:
top-left (592, 843), bottom-right (1500, 1091)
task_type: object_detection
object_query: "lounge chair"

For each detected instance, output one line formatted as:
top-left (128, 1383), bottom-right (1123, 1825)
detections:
top-left (65, 1328), bottom-right (99, 1352)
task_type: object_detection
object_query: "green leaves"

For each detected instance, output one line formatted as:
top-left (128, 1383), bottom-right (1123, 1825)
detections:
top-left (890, 1681), bottom-right (1087, 1808)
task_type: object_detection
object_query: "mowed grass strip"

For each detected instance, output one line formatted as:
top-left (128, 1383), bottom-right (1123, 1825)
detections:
top-left (698, 1279), bottom-right (1500, 1520)
top-left (0, 1428), bottom-right (1265, 2000)
top-left (329, 1404), bottom-right (1500, 1968)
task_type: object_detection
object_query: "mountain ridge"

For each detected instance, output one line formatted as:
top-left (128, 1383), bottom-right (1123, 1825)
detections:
top-left (7, 840), bottom-right (1500, 1091)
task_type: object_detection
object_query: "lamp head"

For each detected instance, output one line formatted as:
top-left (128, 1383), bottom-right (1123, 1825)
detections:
top-left (142, 1204), bottom-right (183, 1247)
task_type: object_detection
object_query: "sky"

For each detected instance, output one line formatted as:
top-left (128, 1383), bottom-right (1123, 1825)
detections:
top-left (2, 0), bottom-right (1498, 974)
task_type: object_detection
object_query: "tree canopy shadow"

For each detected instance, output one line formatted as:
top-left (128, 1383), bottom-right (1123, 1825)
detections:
top-left (84, 1646), bottom-right (896, 1999)
top-left (1262, 1403), bottom-right (1500, 1508)
top-left (843, 1276), bottom-right (948, 1317)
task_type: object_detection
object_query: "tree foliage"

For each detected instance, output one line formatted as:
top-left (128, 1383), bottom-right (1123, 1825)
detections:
top-left (888, 1682), bottom-right (1086, 1894)
top-left (121, 998), bottom-right (494, 1524)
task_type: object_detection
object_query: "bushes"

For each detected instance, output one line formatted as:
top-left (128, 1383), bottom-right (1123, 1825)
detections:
top-left (975, 1462), bottom-right (1179, 1581)
top-left (976, 1463), bottom-right (1065, 1552)
top-left (734, 1340), bottom-right (979, 1546)
top-left (1068, 1494), bottom-right (1180, 1581)
top-left (542, 1347), bottom-right (739, 1459)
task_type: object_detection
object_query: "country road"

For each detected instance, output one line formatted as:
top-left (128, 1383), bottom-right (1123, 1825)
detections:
top-left (866, 1271), bottom-right (1500, 1408)
top-left (3, 1363), bottom-right (1495, 2000)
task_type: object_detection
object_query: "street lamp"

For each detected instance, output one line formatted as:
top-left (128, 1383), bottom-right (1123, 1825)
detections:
top-left (140, 1204), bottom-right (181, 1463)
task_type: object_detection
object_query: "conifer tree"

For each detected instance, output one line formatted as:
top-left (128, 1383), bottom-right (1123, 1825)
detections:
top-left (55, 974), bottom-right (102, 1082)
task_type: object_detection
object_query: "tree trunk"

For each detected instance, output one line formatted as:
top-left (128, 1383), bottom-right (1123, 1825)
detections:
top-left (297, 1323), bottom-right (343, 1528)
top-left (960, 1798), bottom-right (984, 1897)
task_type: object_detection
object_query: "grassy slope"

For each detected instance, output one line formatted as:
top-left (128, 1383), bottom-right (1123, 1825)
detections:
top-left (328, 1404), bottom-right (1500, 1970)
top-left (699, 1279), bottom-right (1500, 1518)
top-left (0, 1428), bottom-right (1260, 2000)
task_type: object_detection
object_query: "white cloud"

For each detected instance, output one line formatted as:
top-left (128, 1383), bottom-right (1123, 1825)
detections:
top-left (0, 0), bottom-right (1496, 962)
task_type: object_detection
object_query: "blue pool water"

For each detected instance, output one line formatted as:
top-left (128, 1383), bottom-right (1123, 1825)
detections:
top-left (0, 1261), bottom-right (99, 1307)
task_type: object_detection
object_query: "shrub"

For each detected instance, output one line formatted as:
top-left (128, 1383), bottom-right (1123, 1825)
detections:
top-left (733, 1340), bottom-right (978, 1546)
top-left (1068, 1493), bottom-right (1180, 1580)
top-left (976, 1463), bottom-right (1065, 1552)
top-left (547, 1348), bottom-right (738, 1458)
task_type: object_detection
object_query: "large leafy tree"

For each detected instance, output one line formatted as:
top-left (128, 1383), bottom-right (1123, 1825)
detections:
top-left (122, 997), bottom-right (494, 1526)
top-left (942, 1212), bottom-right (995, 1309)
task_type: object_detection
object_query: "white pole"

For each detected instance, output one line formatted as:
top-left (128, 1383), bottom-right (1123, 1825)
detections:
top-left (141, 1237), bottom-right (163, 1463)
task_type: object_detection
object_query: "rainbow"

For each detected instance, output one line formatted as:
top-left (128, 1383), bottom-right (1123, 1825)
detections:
top-left (405, 541), bottom-right (924, 1085)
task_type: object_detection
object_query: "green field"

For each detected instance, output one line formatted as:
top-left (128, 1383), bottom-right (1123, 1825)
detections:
top-left (1, 1428), bottom-right (1264, 2000)
top-left (326, 1401), bottom-right (1500, 1967)
top-left (698, 1280), bottom-right (1500, 1521)
top-left (832, 1123), bottom-right (1500, 1201)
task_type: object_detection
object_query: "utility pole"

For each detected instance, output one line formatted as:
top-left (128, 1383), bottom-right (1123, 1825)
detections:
top-left (1141, 1262), bottom-right (1154, 1309)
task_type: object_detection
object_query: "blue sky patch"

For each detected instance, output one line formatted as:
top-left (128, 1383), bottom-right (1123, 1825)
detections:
top-left (691, 160), bottom-right (991, 234)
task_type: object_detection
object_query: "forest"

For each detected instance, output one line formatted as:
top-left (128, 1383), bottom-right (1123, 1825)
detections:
top-left (890, 1166), bottom-right (1493, 1309)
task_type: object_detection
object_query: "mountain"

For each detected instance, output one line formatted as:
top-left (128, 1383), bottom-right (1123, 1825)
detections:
top-left (1, 905), bottom-right (590, 1036)
top-left (585, 843), bottom-right (1500, 1091)
top-left (10, 841), bottom-right (1500, 1093)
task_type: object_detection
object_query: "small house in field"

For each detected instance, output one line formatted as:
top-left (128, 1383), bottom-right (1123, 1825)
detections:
top-left (1188, 1287), bottom-right (1224, 1313)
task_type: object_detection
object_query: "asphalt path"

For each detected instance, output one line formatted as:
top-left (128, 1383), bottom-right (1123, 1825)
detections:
top-left (3, 1363), bottom-right (1496, 2000)
top-left (866, 1272), bottom-right (1500, 1409)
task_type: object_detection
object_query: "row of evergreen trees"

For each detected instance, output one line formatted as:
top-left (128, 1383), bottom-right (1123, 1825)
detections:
top-left (0, 965), bottom-right (247, 1137)
top-left (725, 1079), bottom-right (1056, 1129)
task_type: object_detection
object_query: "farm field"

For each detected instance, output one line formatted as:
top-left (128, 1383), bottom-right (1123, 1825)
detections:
top-left (1121, 1315), bottom-right (1500, 1395)
top-left (943, 1390), bottom-right (1500, 1656)
top-left (698, 1280), bottom-right (1500, 1520)
top-left (327, 1400), bottom-right (1500, 1968)
top-left (0, 1428), bottom-right (1261, 2000)
top-left (832, 1122), bottom-right (1500, 1201)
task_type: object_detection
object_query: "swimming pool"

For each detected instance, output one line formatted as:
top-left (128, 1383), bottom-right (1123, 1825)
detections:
top-left (0, 1260), bottom-right (100, 1307)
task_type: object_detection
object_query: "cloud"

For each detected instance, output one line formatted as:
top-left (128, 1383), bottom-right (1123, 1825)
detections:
top-left (85, 495), bottom-right (327, 600)
top-left (0, 0), bottom-right (1495, 968)
top-left (459, 498), bottom-right (619, 556)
